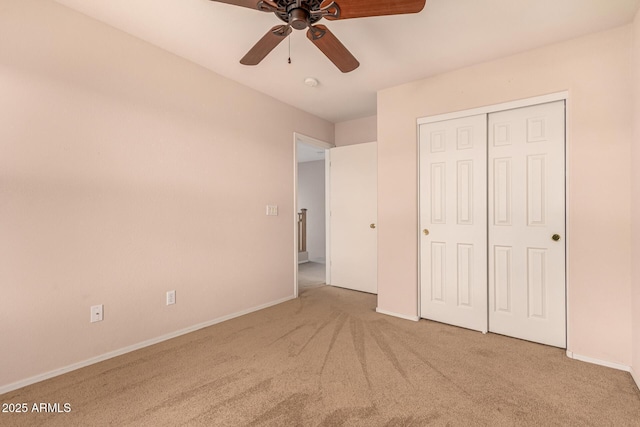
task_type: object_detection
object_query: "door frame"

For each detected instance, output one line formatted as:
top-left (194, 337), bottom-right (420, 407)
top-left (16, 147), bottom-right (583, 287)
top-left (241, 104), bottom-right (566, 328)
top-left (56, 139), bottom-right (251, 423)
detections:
top-left (293, 132), bottom-right (334, 297)
top-left (416, 91), bottom-right (570, 344)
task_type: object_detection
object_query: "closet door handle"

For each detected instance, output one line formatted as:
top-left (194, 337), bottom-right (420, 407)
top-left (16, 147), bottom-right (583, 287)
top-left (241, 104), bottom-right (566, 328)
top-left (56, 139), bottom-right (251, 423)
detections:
top-left (552, 234), bottom-right (561, 241)
top-left (423, 229), bottom-right (429, 236)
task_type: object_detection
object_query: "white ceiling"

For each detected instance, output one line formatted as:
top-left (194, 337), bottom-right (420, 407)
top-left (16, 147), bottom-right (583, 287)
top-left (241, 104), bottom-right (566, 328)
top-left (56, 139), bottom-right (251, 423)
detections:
top-left (54, 0), bottom-right (640, 123)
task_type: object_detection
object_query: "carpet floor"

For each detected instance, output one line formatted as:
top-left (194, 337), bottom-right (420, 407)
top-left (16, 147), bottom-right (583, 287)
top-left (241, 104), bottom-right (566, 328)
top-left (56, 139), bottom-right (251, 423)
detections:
top-left (298, 261), bottom-right (326, 288)
top-left (1, 285), bottom-right (639, 426)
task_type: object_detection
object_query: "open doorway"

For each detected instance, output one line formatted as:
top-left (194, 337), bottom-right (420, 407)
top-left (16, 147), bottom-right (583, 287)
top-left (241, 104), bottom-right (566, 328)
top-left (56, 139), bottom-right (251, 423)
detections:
top-left (294, 133), bottom-right (332, 296)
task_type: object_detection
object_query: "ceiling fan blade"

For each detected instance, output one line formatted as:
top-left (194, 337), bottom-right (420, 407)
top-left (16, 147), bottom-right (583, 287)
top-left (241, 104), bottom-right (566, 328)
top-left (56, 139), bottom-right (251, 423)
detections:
top-left (321, 0), bottom-right (426, 20)
top-left (209, 0), bottom-right (261, 10)
top-left (306, 25), bottom-right (359, 73)
top-left (240, 25), bottom-right (292, 66)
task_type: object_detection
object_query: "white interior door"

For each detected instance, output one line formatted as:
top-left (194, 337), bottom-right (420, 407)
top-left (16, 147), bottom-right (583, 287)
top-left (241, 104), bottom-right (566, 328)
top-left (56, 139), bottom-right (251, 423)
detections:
top-left (488, 101), bottom-right (566, 347)
top-left (329, 142), bottom-right (377, 294)
top-left (419, 114), bottom-right (488, 332)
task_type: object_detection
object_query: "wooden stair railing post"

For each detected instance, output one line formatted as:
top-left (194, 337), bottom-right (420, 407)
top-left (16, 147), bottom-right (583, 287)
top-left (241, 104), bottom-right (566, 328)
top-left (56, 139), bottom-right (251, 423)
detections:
top-left (298, 209), bottom-right (307, 253)
top-left (298, 211), bottom-right (302, 251)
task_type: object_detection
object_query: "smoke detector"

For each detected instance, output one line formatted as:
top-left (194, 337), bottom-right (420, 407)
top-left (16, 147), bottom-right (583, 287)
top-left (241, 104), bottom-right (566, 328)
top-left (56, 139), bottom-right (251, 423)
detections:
top-left (304, 77), bottom-right (319, 87)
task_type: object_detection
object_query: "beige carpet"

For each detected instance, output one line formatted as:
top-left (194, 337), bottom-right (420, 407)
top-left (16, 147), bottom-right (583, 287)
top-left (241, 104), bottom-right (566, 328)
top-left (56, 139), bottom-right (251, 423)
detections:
top-left (298, 261), bottom-right (326, 288)
top-left (2, 285), bottom-right (639, 426)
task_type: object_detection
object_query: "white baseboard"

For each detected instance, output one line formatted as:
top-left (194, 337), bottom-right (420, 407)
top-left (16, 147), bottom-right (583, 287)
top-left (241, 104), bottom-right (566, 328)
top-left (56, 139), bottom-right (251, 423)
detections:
top-left (0, 295), bottom-right (296, 395)
top-left (566, 350), bottom-right (632, 372)
top-left (375, 307), bottom-right (420, 322)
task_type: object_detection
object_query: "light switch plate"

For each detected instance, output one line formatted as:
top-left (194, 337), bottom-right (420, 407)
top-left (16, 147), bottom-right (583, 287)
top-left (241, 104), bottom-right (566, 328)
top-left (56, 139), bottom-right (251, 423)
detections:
top-left (266, 205), bottom-right (278, 216)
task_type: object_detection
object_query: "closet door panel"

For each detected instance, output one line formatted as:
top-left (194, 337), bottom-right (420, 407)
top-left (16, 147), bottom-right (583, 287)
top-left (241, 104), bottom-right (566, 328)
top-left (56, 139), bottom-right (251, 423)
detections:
top-left (488, 101), bottom-right (566, 348)
top-left (419, 114), bottom-right (487, 332)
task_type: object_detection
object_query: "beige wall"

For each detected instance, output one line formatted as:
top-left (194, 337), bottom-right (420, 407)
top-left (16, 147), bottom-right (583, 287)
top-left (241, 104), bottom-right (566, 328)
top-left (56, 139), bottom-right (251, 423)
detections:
top-left (378, 26), bottom-right (634, 366)
top-left (0, 0), bottom-right (333, 390)
top-left (335, 115), bottom-right (377, 146)
top-left (632, 7), bottom-right (640, 381)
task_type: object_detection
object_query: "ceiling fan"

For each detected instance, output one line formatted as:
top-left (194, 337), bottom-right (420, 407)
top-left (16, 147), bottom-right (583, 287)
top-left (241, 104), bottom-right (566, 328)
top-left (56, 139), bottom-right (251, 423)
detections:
top-left (209, 0), bottom-right (426, 73)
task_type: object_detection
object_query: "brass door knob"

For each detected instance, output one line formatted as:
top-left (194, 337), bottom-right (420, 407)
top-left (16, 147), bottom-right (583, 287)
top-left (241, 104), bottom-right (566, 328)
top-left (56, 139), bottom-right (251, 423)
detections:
top-left (423, 229), bottom-right (430, 236)
top-left (370, 223), bottom-right (376, 229)
top-left (552, 234), bottom-right (561, 241)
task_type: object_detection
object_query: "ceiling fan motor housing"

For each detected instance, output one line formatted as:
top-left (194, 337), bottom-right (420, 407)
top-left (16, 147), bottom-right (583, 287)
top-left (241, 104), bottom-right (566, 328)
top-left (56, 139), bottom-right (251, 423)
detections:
top-left (274, 0), bottom-right (323, 29)
top-left (288, 6), bottom-right (310, 29)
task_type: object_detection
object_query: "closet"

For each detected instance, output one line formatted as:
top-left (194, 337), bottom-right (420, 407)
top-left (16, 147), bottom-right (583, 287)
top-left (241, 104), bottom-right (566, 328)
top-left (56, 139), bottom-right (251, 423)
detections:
top-left (418, 100), bottom-right (566, 348)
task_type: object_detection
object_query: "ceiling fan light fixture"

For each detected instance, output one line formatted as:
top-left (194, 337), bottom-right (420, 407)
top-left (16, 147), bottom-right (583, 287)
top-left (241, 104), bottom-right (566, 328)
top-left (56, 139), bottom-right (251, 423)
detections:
top-left (304, 77), bottom-right (319, 87)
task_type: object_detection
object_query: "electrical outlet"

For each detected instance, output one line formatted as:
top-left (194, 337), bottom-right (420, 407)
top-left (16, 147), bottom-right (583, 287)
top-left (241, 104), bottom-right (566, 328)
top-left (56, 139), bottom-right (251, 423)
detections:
top-left (166, 290), bottom-right (176, 306)
top-left (90, 304), bottom-right (103, 323)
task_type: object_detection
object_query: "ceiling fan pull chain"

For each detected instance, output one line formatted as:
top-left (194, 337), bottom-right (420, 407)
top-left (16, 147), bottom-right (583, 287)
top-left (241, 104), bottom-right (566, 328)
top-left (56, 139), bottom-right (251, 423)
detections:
top-left (288, 34), bottom-right (291, 64)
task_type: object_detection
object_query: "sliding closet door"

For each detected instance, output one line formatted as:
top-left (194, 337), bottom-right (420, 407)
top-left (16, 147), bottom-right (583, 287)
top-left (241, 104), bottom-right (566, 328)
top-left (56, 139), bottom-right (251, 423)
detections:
top-left (419, 114), bottom-right (488, 332)
top-left (488, 101), bottom-right (566, 347)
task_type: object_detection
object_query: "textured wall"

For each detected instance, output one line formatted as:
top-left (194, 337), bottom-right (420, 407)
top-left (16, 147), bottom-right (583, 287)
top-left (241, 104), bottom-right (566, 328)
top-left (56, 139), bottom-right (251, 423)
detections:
top-left (335, 115), bottom-right (377, 146)
top-left (0, 0), bottom-right (333, 390)
top-left (631, 5), bottom-right (640, 385)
